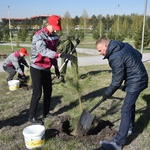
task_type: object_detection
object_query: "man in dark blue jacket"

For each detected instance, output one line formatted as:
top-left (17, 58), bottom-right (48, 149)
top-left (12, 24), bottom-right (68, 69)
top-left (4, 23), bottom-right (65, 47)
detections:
top-left (96, 38), bottom-right (148, 150)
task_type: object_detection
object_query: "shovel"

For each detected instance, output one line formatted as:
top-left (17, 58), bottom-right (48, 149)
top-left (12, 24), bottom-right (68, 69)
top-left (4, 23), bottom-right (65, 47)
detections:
top-left (79, 97), bottom-right (105, 130)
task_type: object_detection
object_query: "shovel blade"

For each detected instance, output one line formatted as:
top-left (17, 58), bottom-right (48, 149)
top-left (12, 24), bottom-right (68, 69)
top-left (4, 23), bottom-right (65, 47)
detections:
top-left (79, 109), bottom-right (95, 130)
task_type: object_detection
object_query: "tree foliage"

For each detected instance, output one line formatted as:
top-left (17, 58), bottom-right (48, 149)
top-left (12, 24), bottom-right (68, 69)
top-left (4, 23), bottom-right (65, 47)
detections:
top-left (0, 13), bottom-right (150, 46)
top-left (134, 25), bottom-right (150, 49)
top-left (17, 28), bottom-right (28, 42)
top-left (0, 30), bottom-right (4, 41)
top-left (2, 27), bottom-right (9, 42)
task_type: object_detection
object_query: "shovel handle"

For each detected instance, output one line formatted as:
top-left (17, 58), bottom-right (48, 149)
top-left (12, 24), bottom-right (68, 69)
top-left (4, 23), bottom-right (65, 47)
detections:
top-left (88, 98), bottom-right (105, 113)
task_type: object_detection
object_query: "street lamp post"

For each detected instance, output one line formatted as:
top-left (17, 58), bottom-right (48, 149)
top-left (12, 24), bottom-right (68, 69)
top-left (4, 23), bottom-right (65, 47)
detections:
top-left (8, 6), bottom-right (13, 52)
top-left (141, 0), bottom-right (148, 55)
top-left (99, 15), bottom-right (102, 37)
top-left (117, 5), bottom-right (120, 33)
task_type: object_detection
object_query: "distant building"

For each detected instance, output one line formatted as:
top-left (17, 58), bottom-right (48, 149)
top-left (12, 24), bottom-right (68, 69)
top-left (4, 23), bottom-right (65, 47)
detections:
top-left (1, 15), bottom-right (50, 30)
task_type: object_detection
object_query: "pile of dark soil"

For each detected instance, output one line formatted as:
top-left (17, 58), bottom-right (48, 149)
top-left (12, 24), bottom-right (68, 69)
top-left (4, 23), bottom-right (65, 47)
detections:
top-left (48, 114), bottom-right (117, 149)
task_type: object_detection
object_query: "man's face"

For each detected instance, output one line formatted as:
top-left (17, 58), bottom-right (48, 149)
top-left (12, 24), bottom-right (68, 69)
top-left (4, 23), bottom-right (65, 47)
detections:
top-left (96, 43), bottom-right (107, 56)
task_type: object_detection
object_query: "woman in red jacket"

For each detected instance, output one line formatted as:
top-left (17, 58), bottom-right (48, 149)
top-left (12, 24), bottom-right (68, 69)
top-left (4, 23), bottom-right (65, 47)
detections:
top-left (3, 48), bottom-right (29, 81)
top-left (29, 15), bottom-right (72, 125)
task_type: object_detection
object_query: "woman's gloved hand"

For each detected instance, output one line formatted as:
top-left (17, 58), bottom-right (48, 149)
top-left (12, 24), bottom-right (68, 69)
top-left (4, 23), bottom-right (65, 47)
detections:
top-left (59, 53), bottom-right (73, 60)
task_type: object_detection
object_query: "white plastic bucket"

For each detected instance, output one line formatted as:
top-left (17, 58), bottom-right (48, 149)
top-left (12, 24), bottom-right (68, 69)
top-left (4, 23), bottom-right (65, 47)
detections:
top-left (8, 80), bottom-right (20, 91)
top-left (22, 125), bottom-right (45, 149)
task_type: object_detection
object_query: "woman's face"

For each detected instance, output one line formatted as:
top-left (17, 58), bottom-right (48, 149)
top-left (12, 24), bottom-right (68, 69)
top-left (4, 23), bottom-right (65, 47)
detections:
top-left (47, 24), bottom-right (56, 34)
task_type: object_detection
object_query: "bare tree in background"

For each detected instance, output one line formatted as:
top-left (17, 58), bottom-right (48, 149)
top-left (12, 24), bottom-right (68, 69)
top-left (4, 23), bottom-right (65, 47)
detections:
top-left (82, 10), bottom-right (88, 35)
top-left (63, 11), bottom-right (71, 35)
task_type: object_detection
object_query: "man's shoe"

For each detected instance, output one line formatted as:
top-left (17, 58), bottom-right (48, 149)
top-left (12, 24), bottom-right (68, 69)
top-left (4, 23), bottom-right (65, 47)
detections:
top-left (28, 117), bottom-right (43, 125)
top-left (100, 140), bottom-right (122, 150)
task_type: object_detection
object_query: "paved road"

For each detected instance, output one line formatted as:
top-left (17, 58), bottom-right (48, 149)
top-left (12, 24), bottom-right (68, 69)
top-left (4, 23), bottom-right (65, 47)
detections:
top-left (0, 56), bottom-right (107, 73)
top-left (0, 47), bottom-right (150, 72)
top-left (0, 48), bottom-right (108, 72)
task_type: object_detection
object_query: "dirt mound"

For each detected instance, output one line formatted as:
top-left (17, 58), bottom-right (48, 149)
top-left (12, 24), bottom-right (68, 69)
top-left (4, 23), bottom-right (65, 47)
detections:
top-left (48, 114), bottom-right (117, 148)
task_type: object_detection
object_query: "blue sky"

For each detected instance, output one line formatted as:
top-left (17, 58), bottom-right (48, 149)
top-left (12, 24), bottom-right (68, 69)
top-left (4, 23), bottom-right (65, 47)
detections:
top-left (0, 0), bottom-right (150, 19)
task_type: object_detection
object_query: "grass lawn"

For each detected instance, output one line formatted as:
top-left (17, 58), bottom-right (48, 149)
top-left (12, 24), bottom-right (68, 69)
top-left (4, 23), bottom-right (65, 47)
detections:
top-left (0, 37), bottom-right (150, 149)
top-left (0, 62), bottom-right (150, 150)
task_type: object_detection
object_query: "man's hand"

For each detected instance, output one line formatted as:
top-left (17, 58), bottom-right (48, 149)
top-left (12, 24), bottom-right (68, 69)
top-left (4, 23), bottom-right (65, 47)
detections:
top-left (59, 53), bottom-right (73, 60)
top-left (120, 85), bottom-right (126, 91)
top-left (102, 93), bottom-right (108, 100)
top-left (55, 68), bottom-right (60, 78)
